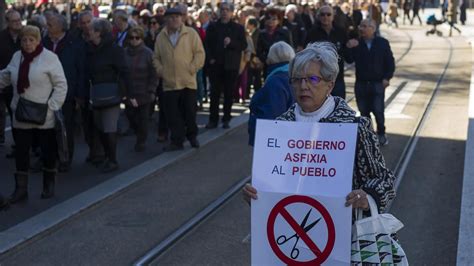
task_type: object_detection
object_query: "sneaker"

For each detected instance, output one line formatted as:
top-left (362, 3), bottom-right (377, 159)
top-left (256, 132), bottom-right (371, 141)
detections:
top-left (378, 134), bottom-right (389, 146)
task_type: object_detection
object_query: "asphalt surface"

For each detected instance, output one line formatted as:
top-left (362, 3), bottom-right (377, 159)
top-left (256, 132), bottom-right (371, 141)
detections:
top-left (152, 26), bottom-right (471, 265)
top-left (0, 104), bottom-right (247, 231)
top-left (0, 22), bottom-right (471, 265)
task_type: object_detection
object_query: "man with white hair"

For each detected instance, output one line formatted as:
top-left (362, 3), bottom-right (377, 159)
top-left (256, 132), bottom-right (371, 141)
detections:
top-left (205, 2), bottom-right (247, 129)
top-left (44, 13), bottom-right (86, 171)
top-left (113, 9), bottom-right (131, 47)
top-left (306, 5), bottom-right (352, 100)
top-left (0, 9), bottom-right (22, 147)
top-left (283, 4), bottom-right (306, 52)
top-left (346, 19), bottom-right (395, 146)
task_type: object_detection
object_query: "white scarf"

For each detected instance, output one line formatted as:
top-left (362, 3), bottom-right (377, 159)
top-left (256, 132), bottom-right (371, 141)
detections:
top-left (295, 95), bottom-right (336, 122)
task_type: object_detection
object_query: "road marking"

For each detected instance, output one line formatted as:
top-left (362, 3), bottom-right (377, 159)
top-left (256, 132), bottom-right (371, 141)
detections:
top-left (385, 81), bottom-right (421, 119)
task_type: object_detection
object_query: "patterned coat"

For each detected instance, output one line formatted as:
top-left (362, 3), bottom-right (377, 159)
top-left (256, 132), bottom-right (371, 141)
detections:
top-left (277, 97), bottom-right (396, 211)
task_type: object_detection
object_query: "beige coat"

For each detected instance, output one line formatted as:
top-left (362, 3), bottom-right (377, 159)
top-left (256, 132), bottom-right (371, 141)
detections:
top-left (0, 49), bottom-right (67, 129)
top-left (153, 25), bottom-right (205, 91)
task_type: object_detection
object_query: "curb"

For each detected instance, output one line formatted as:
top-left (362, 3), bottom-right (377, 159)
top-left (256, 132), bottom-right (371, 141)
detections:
top-left (457, 37), bottom-right (474, 265)
top-left (0, 111), bottom-right (250, 255)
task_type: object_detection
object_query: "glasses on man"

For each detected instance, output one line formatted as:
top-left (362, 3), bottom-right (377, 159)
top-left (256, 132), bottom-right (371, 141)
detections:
top-left (130, 36), bottom-right (141, 40)
top-left (319, 12), bottom-right (332, 17)
top-left (150, 21), bottom-right (158, 25)
top-left (290, 75), bottom-right (325, 87)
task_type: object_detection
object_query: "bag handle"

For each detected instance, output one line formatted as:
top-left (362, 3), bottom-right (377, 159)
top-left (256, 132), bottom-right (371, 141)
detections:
top-left (355, 194), bottom-right (379, 221)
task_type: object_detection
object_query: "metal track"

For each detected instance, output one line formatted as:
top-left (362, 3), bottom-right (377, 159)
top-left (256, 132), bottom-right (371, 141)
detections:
top-left (133, 28), bottom-right (418, 265)
top-left (389, 37), bottom-right (454, 206)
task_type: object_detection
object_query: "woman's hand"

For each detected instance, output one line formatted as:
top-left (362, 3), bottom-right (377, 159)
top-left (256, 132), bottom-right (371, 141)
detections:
top-left (242, 183), bottom-right (258, 205)
top-left (345, 189), bottom-right (369, 210)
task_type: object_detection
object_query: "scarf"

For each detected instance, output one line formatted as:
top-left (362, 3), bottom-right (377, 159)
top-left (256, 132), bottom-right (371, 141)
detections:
top-left (266, 63), bottom-right (289, 80)
top-left (295, 95), bottom-right (336, 123)
top-left (17, 44), bottom-right (44, 94)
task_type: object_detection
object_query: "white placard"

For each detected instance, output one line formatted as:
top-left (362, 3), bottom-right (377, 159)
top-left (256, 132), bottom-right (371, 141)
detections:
top-left (251, 119), bottom-right (358, 265)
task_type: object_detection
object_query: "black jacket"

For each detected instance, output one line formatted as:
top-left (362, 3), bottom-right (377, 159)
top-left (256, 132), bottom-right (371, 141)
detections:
top-left (205, 20), bottom-right (247, 71)
top-left (43, 32), bottom-right (86, 102)
top-left (0, 29), bottom-right (21, 94)
top-left (346, 36), bottom-right (395, 82)
top-left (306, 25), bottom-right (350, 82)
top-left (283, 15), bottom-right (307, 50)
top-left (256, 27), bottom-right (291, 66)
top-left (86, 35), bottom-right (131, 99)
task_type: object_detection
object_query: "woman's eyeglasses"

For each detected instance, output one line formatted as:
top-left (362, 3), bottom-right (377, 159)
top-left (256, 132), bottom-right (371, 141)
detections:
top-left (130, 36), bottom-right (141, 40)
top-left (150, 21), bottom-right (158, 25)
top-left (319, 12), bottom-right (332, 17)
top-left (290, 75), bottom-right (324, 87)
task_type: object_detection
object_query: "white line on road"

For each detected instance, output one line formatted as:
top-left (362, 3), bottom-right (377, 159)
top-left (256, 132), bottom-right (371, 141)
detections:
top-left (385, 81), bottom-right (421, 119)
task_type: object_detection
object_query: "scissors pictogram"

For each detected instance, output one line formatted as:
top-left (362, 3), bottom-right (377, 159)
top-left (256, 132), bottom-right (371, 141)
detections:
top-left (276, 209), bottom-right (321, 259)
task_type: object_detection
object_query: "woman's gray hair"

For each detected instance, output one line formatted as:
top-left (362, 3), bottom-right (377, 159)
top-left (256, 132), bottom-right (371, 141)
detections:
top-left (289, 42), bottom-right (339, 81)
top-left (91, 18), bottom-right (112, 38)
top-left (266, 41), bottom-right (296, 65)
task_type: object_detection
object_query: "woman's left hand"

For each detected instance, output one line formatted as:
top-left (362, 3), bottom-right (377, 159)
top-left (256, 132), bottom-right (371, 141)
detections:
top-left (345, 189), bottom-right (369, 210)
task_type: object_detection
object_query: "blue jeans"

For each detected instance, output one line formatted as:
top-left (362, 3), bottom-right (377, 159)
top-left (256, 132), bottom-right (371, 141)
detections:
top-left (355, 81), bottom-right (385, 135)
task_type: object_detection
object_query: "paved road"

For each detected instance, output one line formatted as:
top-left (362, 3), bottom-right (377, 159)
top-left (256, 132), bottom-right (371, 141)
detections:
top-left (0, 104), bottom-right (247, 231)
top-left (0, 23), bottom-right (470, 265)
top-left (153, 26), bottom-right (471, 265)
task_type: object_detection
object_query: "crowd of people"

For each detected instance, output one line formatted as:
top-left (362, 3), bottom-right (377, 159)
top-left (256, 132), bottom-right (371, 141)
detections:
top-left (0, 0), bottom-right (399, 208)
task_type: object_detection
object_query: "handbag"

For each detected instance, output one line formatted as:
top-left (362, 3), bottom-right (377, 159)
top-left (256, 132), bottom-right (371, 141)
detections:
top-left (89, 83), bottom-right (122, 108)
top-left (351, 195), bottom-right (409, 265)
top-left (54, 110), bottom-right (69, 164)
top-left (15, 96), bottom-right (49, 125)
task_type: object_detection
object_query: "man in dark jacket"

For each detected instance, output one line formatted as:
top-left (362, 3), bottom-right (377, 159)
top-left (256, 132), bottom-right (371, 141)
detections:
top-left (346, 19), bottom-right (395, 146)
top-left (306, 5), bottom-right (351, 99)
top-left (44, 13), bottom-right (86, 171)
top-left (0, 10), bottom-right (22, 146)
top-left (205, 2), bottom-right (247, 129)
top-left (283, 4), bottom-right (306, 52)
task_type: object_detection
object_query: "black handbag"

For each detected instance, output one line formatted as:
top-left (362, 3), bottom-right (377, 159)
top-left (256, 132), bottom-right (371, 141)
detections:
top-left (15, 96), bottom-right (49, 125)
top-left (89, 83), bottom-right (122, 108)
top-left (54, 110), bottom-right (69, 164)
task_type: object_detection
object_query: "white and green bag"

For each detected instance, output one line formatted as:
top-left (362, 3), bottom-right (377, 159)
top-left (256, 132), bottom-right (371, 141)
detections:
top-left (351, 195), bottom-right (408, 265)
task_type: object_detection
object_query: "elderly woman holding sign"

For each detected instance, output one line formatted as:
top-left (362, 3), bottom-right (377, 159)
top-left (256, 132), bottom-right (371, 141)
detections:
top-left (243, 42), bottom-right (396, 212)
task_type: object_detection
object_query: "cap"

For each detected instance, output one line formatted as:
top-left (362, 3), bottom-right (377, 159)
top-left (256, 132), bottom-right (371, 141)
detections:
top-left (164, 7), bottom-right (182, 16)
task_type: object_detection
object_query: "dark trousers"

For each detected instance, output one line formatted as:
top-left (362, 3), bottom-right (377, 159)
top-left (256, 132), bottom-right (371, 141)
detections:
top-left (332, 79), bottom-right (346, 100)
top-left (125, 103), bottom-right (150, 145)
top-left (162, 88), bottom-right (198, 145)
top-left (14, 128), bottom-right (57, 172)
top-left (209, 67), bottom-right (239, 123)
top-left (247, 67), bottom-right (262, 96)
top-left (81, 104), bottom-right (104, 159)
top-left (62, 101), bottom-right (76, 162)
top-left (0, 92), bottom-right (13, 143)
top-left (355, 81), bottom-right (385, 135)
top-left (156, 83), bottom-right (168, 137)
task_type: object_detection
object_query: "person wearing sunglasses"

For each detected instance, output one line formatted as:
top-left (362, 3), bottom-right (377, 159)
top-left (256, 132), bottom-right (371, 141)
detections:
top-left (306, 5), bottom-right (352, 100)
top-left (124, 26), bottom-right (158, 152)
top-left (244, 42), bottom-right (396, 216)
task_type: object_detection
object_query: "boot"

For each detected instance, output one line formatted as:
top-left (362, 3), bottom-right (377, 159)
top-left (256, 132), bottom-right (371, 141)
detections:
top-left (9, 172), bottom-right (28, 204)
top-left (41, 169), bottom-right (56, 199)
top-left (101, 133), bottom-right (119, 173)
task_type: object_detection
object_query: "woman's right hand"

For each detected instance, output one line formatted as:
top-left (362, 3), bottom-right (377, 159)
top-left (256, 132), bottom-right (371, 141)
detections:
top-left (242, 183), bottom-right (258, 205)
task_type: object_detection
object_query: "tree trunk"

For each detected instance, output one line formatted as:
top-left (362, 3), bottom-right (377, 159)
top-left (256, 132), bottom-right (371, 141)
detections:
top-left (0, 0), bottom-right (6, 31)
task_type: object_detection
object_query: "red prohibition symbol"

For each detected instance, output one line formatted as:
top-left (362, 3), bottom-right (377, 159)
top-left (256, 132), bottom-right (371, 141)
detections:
top-left (267, 195), bottom-right (336, 265)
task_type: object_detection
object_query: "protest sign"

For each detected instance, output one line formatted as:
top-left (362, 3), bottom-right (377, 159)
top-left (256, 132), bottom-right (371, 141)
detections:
top-left (251, 120), bottom-right (358, 265)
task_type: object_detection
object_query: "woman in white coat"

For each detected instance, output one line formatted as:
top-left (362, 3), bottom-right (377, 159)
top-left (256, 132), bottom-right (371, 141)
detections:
top-left (0, 25), bottom-right (67, 203)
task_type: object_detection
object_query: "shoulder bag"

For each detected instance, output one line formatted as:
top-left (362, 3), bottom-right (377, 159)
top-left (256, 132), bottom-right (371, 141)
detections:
top-left (351, 195), bottom-right (409, 265)
top-left (89, 82), bottom-right (122, 108)
top-left (15, 96), bottom-right (49, 125)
